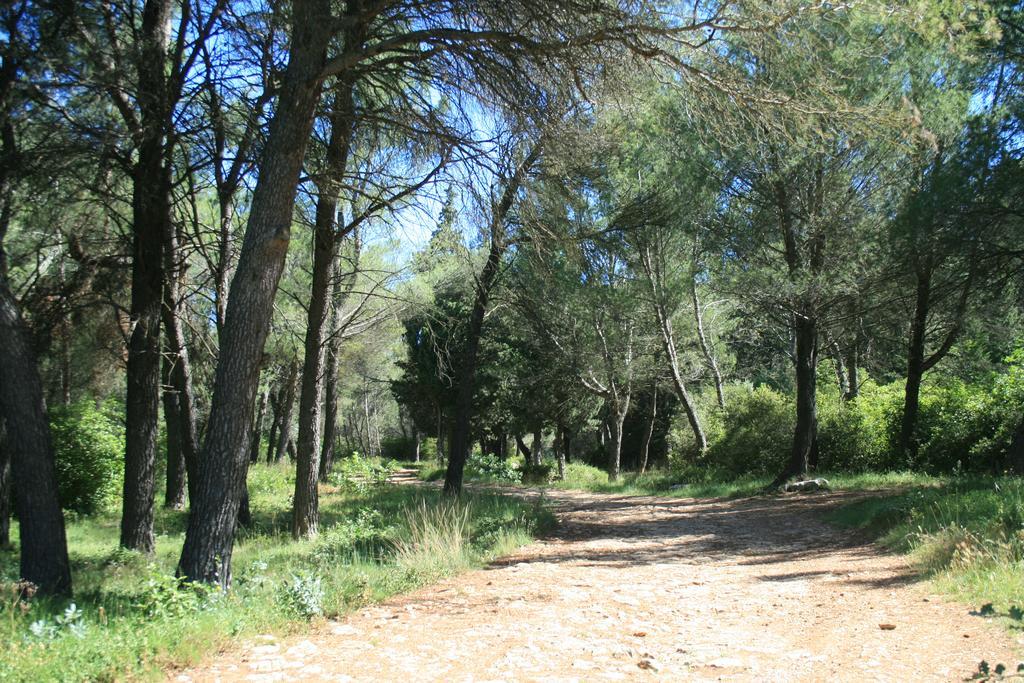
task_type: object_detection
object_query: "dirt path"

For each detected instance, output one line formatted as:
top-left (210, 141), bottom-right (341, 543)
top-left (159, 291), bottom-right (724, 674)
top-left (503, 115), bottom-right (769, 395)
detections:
top-left (176, 481), bottom-right (1022, 682)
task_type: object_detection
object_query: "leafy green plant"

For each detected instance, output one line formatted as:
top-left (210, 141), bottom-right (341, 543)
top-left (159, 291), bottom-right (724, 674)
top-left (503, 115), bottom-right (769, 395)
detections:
top-left (48, 400), bottom-right (124, 514)
top-left (278, 573), bottom-right (326, 619)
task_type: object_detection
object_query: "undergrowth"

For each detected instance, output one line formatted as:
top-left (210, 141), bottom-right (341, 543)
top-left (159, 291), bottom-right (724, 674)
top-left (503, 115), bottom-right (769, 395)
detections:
top-left (0, 461), bottom-right (553, 681)
top-left (828, 477), bottom-right (1024, 634)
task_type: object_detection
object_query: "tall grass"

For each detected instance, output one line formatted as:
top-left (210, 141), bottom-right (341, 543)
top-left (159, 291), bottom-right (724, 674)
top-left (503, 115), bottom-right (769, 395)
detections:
top-left (0, 462), bottom-right (552, 681)
top-left (829, 477), bottom-right (1024, 626)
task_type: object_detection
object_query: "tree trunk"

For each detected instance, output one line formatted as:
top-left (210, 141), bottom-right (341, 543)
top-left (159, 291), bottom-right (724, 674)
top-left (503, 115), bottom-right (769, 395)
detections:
top-left (900, 267), bottom-right (931, 458)
top-left (554, 425), bottom-right (566, 480)
top-left (1009, 417), bottom-right (1024, 475)
top-left (443, 144), bottom-right (541, 497)
top-left (121, 0), bottom-right (178, 554)
top-left (435, 404), bottom-right (445, 466)
top-left (530, 430), bottom-right (543, 466)
top-left (607, 401), bottom-right (629, 482)
top-left (275, 360), bottom-right (299, 463)
top-left (639, 386), bottom-right (657, 474)
top-left (414, 432), bottom-right (421, 463)
top-left (161, 354), bottom-right (186, 510)
top-left (0, 423), bottom-right (10, 549)
top-left (319, 261), bottom-right (346, 480)
top-left (177, 0), bottom-right (334, 588)
top-left (292, 219), bottom-right (336, 538)
top-left (845, 344), bottom-right (859, 401)
top-left (0, 282), bottom-right (72, 594)
top-left (776, 310), bottom-right (818, 485)
top-left (294, 73), bottom-right (357, 539)
top-left (161, 218), bottom-right (200, 505)
top-left (515, 435), bottom-right (531, 466)
top-left (691, 278), bottom-right (725, 409)
top-left (266, 384), bottom-right (282, 464)
top-left (251, 389), bottom-right (268, 464)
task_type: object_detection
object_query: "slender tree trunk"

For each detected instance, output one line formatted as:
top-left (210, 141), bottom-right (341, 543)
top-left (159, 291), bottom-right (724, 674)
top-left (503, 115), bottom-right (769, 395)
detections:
top-left (161, 218), bottom-right (200, 505)
top-left (0, 282), bottom-right (72, 594)
top-left (414, 432), bottom-right (421, 463)
top-left (443, 144), bottom-right (541, 496)
top-left (294, 74), bottom-right (357, 539)
top-left (177, 0), bottom-right (334, 587)
top-left (554, 426), bottom-right (566, 480)
top-left (639, 386), bottom-right (657, 474)
top-left (435, 405), bottom-right (445, 466)
top-left (0, 423), bottom-right (10, 549)
top-left (266, 385), bottom-right (281, 464)
top-left (292, 219), bottom-right (337, 538)
top-left (691, 278), bottom-right (725, 409)
top-left (845, 345), bottom-right (859, 401)
top-left (161, 354), bottom-right (186, 510)
top-left (319, 278), bottom-right (343, 479)
top-left (275, 360), bottom-right (298, 463)
top-left (121, 0), bottom-right (176, 553)
top-left (1009, 417), bottom-right (1024, 475)
top-left (607, 400), bottom-right (629, 482)
top-left (251, 390), bottom-right (268, 464)
top-left (900, 268), bottom-right (931, 458)
top-left (640, 249), bottom-right (707, 451)
top-left (214, 196), bottom-right (235, 338)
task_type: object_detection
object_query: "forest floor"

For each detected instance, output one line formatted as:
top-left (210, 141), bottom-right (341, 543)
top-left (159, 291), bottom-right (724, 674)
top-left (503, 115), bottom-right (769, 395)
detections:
top-left (175, 473), bottom-right (1023, 682)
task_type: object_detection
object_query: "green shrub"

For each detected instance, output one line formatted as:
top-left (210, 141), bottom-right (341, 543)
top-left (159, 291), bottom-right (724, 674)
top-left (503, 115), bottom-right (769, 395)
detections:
top-left (465, 451), bottom-right (520, 483)
top-left (49, 400), bottom-right (124, 514)
top-left (706, 385), bottom-right (793, 476)
top-left (328, 453), bottom-right (397, 493)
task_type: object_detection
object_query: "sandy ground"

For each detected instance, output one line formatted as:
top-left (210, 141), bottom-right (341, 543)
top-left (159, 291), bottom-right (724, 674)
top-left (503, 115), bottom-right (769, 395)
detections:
top-left (175, 478), bottom-right (1023, 682)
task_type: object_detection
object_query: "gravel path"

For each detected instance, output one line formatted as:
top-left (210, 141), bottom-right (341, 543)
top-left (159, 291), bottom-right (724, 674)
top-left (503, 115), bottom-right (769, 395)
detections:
top-left (176, 481), bottom-right (1022, 682)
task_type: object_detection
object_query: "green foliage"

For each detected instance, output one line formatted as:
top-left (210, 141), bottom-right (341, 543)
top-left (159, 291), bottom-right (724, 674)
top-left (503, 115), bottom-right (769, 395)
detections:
top-left (704, 385), bottom-right (794, 476)
top-left (277, 573), bottom-right (326, 619)
top-left (0, 464), bottom-right (550, 681)
top-left (830, 477), bottom-right (1024, 623)
top-left (48, 400), bottom-right (124, 514)
top-left (328, 453), bottom-right (398, 493)
top-left (465, 451), bottom-right (521, 483)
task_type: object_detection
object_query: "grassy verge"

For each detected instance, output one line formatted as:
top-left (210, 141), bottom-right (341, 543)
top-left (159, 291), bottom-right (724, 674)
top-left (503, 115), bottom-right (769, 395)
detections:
top-left (408, 457), bottom-right (944, 497)
top-left (827, 476), bottom-right (1024, 632)
top-left (0, 461), bottom-right (554, 681)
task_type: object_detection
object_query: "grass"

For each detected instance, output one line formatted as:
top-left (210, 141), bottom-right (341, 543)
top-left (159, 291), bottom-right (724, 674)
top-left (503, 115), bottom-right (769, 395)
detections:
top-left (0, 460), bottom-right (554, 682)
top-left (827, 476), bottom-right (1024, 631)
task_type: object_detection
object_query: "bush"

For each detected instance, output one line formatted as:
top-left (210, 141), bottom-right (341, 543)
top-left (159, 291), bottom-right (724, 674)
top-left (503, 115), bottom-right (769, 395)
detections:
top-left (49, 400), bottom-right (124, 514)
top-left (328, 453), bottom-right (397, 493)
top-left (706, 385), bottom-right (793, 476)
top-left (464, 451), bottom-right (520, 483)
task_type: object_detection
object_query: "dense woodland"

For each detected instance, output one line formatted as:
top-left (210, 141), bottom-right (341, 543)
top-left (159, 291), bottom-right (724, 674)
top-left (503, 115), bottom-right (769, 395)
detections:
top-left (1, 0), bottom-right (1023, 606)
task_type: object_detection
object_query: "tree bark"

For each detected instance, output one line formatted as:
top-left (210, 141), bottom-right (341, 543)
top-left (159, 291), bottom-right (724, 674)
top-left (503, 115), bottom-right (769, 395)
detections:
top-left (777, 310), bottom-right (818, 483)
top-left (0, 282), bottom-right (72, 594)
top-left (161, 219), bottom-right (201, 505)
top-left (275, 360), bottom-right (299, 463)
top-left (639, 386), bottom-right (657, 474)
top-left (691, 278), bottom-right (725, 409)
top-left (530, 430), bottom-right (543, 466)
top-left (515, 435), bottom-right (531, 466)
top-left (251, 389), bottom-right (268, 464)
top-left (0, 423), bottom-right (10, 549)
top-left (900, 267), bottom-right (931, 458)
top-left (640, 248), bottom-right (707, 452)
top-left (177, 0), bottom-right (334, 587)
top-left (266, 384), bottom-right (281, 464)
top-left (161, 354), bottom-right (187, 510)
top-left (293, 54), bottom-right (359, 539)
top-left (607, 400), bottom-right (629, 482)
top-left (1009, 417), bottom-right (1024, 475)
top-left (121, 0), bottom-right (176, 554)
